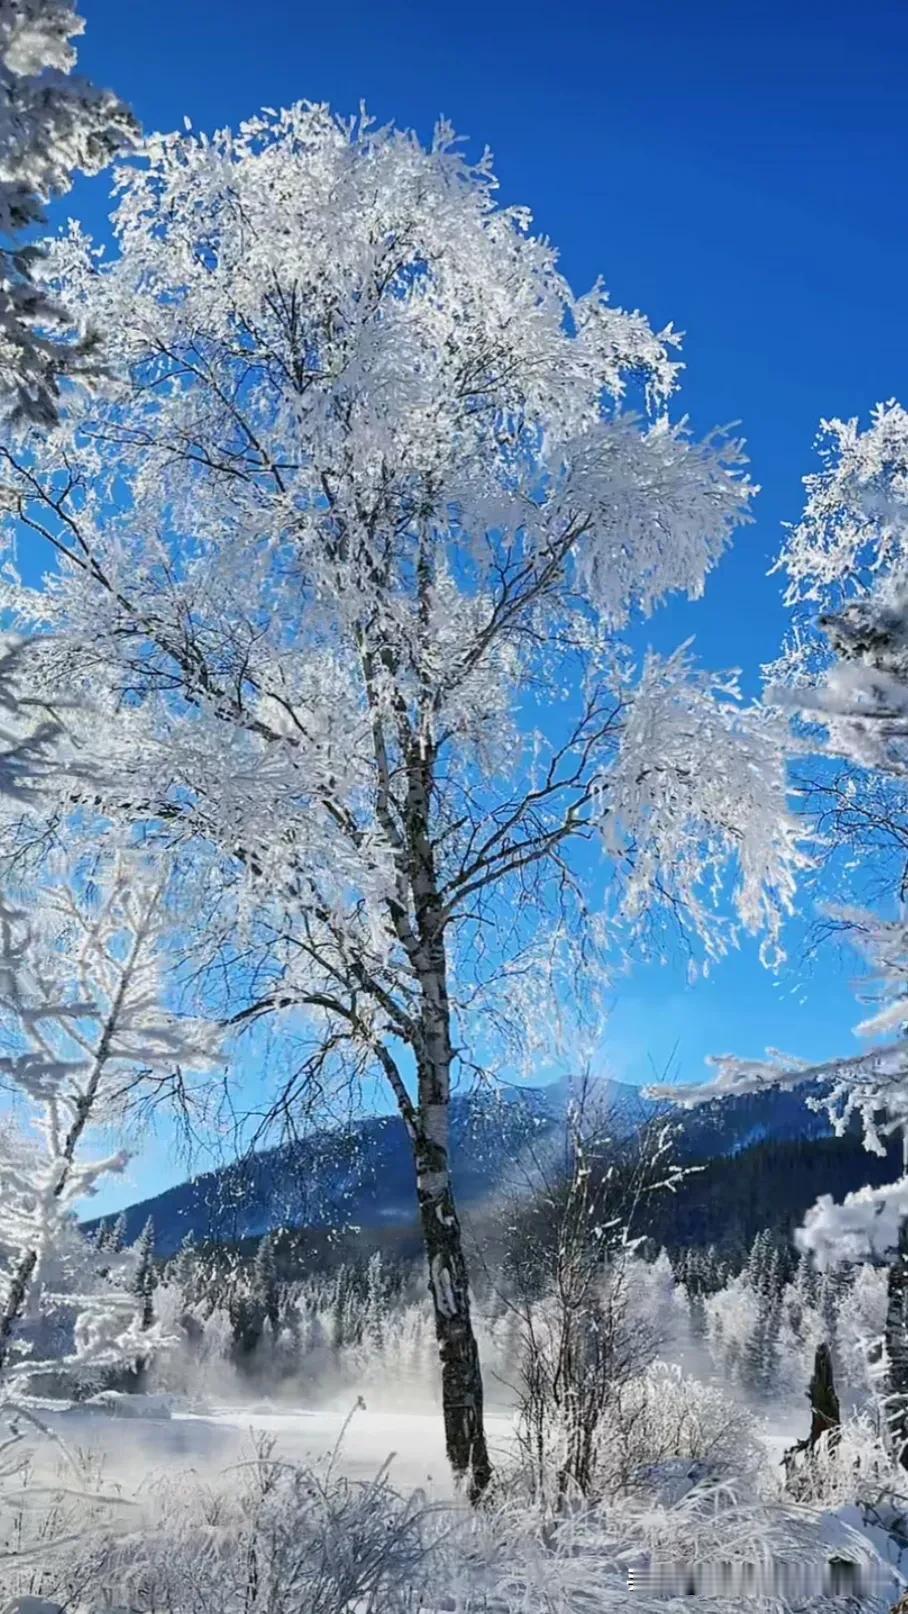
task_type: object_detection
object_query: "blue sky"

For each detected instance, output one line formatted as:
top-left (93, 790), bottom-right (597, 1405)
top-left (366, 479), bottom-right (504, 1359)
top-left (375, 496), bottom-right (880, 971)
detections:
top-left (59, 0), bottom-right (908, 1209)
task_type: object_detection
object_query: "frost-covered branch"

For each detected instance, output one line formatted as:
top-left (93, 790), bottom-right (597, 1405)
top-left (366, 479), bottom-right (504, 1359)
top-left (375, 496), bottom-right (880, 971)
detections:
top-left (0, 101), bottom-right (805, 1492)
top-left (654, 401), bottom-right (908, 1269)
top-left (0, 858), bottom-right (219, 1393)
top-left (0, 0), bottom-right (136, 425)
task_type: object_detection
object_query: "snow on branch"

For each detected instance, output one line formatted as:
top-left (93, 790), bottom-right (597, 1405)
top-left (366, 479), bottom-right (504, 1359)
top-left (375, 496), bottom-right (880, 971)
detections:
top-left (0, 0), bottom-right (136, 425)
top-left (648, 906), bottom-right (908, 1130)
top-left (780, 401), bottom-right (908, 606)
top-left (767, 401), bottom-right (908, 777)
top-left (797, 1178), bottom-right (908, 1267)
top-left (601, 647), bottom-right (807, 966)
top-left (0, 854), bottom-right (220, 1393)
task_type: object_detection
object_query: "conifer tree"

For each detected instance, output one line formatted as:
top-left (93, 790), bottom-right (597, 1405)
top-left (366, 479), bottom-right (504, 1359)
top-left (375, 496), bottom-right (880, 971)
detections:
top-left (109, 1212), bottom-right (128, 1255)
top-left (252, 1231), bottom-right (280, 1339)
top-left (171, 1232), bottom-right (197, 1305)
top-left (132, 1216), bottom-right (157, 1332)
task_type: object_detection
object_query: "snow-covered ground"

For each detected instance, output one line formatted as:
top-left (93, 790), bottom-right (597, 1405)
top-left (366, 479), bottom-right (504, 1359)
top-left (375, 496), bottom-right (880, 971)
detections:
top-left (39, 1396), bottom-right (516, 1496)
top-left (8, 1394), bottom-right (906, 1613)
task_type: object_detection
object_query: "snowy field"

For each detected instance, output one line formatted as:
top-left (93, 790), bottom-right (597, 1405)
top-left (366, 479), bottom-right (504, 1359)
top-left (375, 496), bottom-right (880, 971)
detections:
top-left (8, 1394), bottom-right (904, 1614)
top-left (24, 1389), bottom-right (815, 1522)
top-left (40, 1393), bottom-right (800, 1495)
top-left (37, 1396), bottom-right (517, 1497)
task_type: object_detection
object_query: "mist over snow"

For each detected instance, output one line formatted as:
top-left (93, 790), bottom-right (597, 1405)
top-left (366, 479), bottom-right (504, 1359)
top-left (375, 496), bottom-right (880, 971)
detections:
top-left (0, 0), bottom-right (905, 1609)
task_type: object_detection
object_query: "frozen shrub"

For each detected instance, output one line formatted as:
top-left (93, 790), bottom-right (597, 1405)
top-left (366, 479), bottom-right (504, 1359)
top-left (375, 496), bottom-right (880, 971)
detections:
top-left (601, 1360), bottom-right (766, 1496)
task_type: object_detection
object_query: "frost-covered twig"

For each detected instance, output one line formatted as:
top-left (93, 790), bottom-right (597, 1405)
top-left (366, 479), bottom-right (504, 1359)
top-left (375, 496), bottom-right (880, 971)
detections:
top-left (0, 857), bottom-right (219, 1397)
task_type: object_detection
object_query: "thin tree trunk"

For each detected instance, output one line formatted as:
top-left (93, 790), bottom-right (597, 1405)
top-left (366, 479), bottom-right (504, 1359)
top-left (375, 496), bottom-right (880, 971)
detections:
top-left (414, 1102), bottom-right (492, 1502)
top-left (0, 1249), bottom-right (38, 1381)
top-left (412, 931), bottom-right (491, 1500)
top-left (397, 723), bottom-right (492, 1501)
top-left (886, 1218), bottom-right (908, 1468)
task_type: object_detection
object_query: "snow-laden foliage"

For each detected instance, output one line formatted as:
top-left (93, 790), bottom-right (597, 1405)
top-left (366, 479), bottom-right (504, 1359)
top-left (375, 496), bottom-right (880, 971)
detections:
top-left (648, 401), bottom-right (908, 1267)
top-left (0, 0), bottom-right (135, 425)
top-left (649, 908), bottom-right (908, 1154)
top-left (0, 858), bottom-right (219, 1399)
top-left (0, 1391), bottom-right (896, 1614)
top-left (799, 1178), bottom-right (908, 1268)
top-left (0, 101), bottom-right (807, 1490)
top-left (2, 1431), bottom-right (898, 1614)
top-left (766, 404), bottom-right (908, 779)
top-left (0, 105), bottom-right (801, 1004)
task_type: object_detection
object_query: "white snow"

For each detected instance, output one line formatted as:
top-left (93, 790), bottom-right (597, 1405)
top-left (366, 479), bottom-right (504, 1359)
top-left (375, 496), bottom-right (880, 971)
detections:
top-left (41, 1397), bottom-right (516, 1496)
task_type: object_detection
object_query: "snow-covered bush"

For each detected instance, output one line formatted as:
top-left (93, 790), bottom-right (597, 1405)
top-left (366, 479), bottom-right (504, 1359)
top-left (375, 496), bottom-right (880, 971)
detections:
top-left (602, 1360), bottom-right (766, 1497)
top-left (2, 1435), bottom-right (898, 1614)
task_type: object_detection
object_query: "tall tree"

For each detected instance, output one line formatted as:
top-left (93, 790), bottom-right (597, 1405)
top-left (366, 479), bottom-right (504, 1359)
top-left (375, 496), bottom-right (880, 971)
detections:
top-left (132, 1215), bottom-right (157, 1332)
top-left (252, 1229), bottom-right (280, 1338)
top-left (0, 106), bottom-right (802, 1496)
top-left (0, 0), bottom-right (135, 425)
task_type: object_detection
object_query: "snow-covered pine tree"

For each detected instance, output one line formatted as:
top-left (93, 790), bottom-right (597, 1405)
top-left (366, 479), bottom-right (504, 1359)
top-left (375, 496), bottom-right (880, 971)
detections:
top-left (0, 857), bottom-right (218, 1399)
top-left (364, 1250), bottom-right (388, 1351)
top-left (108, 1211), bottom-right (128, 1255)
top-left (0, 0), bottom-right (135, 425)
top-left (252, 1230), bottom-right (280, 1339)
top-left (170, 1231), bottom-right (197, 1305)
top-left (741, 1232), bottom-right (783, 1396)
top-left (330, 1267), bottom-right (350, 1354)
top-left (132, 1215), bottom-right (157, 1332)
top-left (745, 1229), bottom-right (773, 1294)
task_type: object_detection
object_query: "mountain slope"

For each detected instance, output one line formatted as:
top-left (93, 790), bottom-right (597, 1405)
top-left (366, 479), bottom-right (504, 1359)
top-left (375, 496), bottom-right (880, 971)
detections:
top-left (90, 1076), bottom-right (835, 1256)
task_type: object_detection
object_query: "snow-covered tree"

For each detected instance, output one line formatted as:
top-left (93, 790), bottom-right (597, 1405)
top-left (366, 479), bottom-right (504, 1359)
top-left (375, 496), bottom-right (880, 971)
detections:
top-left (364, 1249), bottom-right (388, 1351)
top-left (737, 1230), bottom-right (783, 1397)
top-left (648, 406), bottom-right (908, 1254)
top-left (0, 857), bottom-right (218, 1399)
top-left (107, 1209), bottom-right (128, 1254)
top-left (170, 1230), bottom-right (197, 1302)
top-left (132, 1214), bottom-right (157, 1332)
top-left (647, 401), bottom-right (908, 1459)
top-left (0, 0), bottom-right (135, 425)
top-left (252, 1229), bottom-right (280, 1339)
top-left (0, 105), bottom-right (804, 1495)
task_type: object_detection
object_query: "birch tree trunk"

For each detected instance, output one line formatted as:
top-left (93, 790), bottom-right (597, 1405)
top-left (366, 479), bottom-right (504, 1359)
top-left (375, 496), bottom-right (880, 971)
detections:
top-left (415, 1093), bottom-right (492, 1502)
top-left (411, 957), bottom-right (491, 1500)
top-left (405, 736), bottom-right (492, 1501)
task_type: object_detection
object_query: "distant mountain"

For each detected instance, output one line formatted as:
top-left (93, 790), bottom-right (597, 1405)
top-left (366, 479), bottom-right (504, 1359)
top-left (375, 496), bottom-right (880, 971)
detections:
top-left (672, 1082), bottom-right (833, 1161)
top-left (640, 1124), bottom-right (905, 1260)
top-left (89, 1075), bottom-right (835, 1257)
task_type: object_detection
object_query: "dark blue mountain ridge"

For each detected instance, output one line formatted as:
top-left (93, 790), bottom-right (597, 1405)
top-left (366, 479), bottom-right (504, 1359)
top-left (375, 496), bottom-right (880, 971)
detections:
top-left (87, 1075), bottom-right (833, 1256)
